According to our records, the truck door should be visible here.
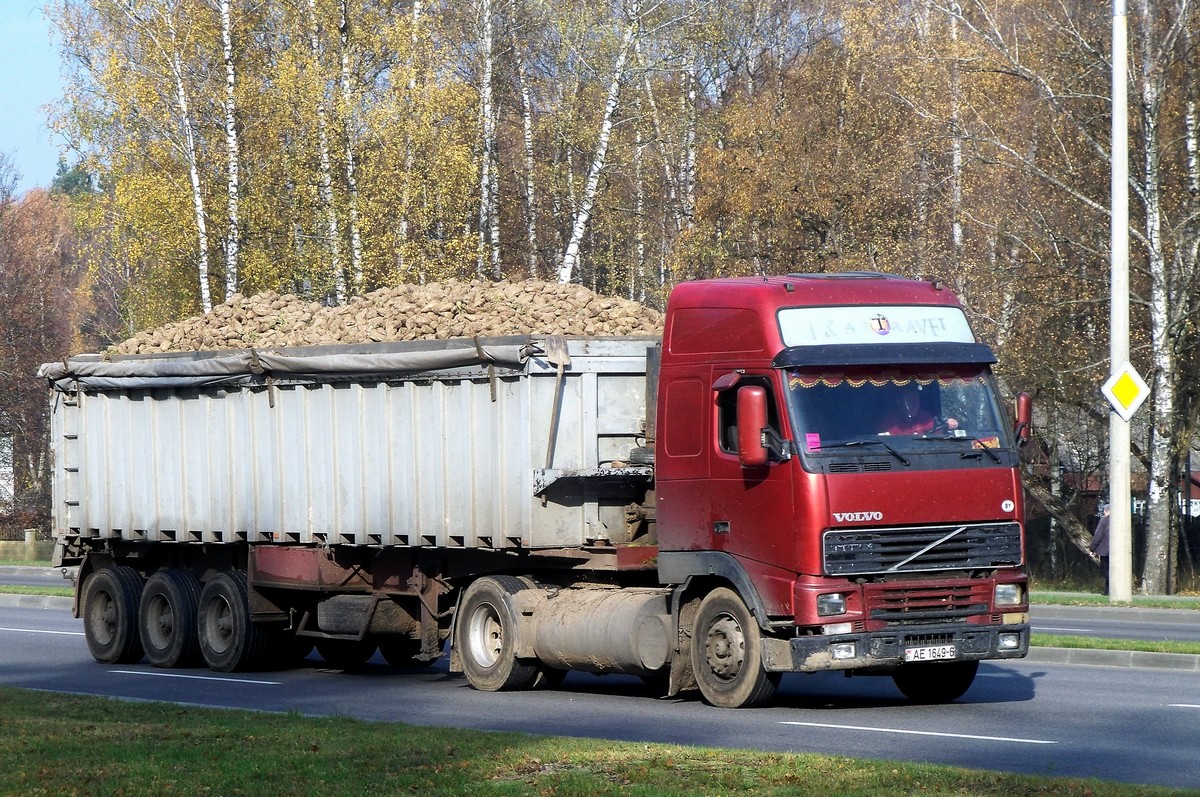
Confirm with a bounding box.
[708,373,796,581]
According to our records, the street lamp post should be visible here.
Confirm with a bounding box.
[1109,0,1133,602]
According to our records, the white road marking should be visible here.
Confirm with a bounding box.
[0,626,84,636]
[1034,626,1095,633]
[780,721,1056,745]
[112,670,282,686]
[1168,704,1200,709]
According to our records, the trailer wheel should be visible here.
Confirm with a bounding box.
[892,660,979,703]
[457,576,538,691]
[197,571,269,672]
[139,569,203,668]
[315,638,377,669]
[691,587,780,708]
[82,566,145,664]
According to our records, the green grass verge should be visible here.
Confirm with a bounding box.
[1031,634,1200,655]
[0,559,52,567]
[1030,592,1200,611]
[0,687,1186,797]
[0,585,73,597]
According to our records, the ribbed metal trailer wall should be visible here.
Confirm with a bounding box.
[47,337,655,551]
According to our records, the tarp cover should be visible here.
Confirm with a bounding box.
[39,337,537,392]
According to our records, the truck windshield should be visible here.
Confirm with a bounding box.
[785,366,1009,453]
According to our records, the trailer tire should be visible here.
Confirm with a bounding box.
[315,638,377,669]
[197,571,270,672]
[82,566,145,664]
[139,569,203,668]
[457,576,538,692]
[691,587,780,708]
[892,660,979,703]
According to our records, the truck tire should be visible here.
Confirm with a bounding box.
[139,569,203,668]
[82,566,145,664]
[197,571,270,672]
[315,638,377,669]
[892,660,979,703]
[457,576,539,691]
[691,587,780,708]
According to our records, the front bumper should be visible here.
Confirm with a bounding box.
[761,621,1030,674]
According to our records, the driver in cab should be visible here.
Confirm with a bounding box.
[880,383,959,436]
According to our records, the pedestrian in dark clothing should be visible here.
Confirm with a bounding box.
[1090,503,1111,594]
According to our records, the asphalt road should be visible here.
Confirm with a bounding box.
[1032,602,1200,644]
[2,599,1199,789]
[0,565,75,590]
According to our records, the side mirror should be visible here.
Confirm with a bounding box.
[1014,392,1032,445]
[737,386,769,468]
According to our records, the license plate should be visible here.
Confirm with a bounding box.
[905,644,957,662]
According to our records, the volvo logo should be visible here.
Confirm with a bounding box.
[833,511,883,523]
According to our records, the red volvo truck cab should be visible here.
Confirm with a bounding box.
[654,272,1030,705]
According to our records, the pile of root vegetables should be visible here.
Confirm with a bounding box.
[110,280,665,355]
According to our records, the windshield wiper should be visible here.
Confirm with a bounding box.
[821,439,910,466]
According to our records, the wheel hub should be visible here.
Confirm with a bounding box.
[704,614,745,681]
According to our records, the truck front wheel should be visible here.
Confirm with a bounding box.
[82,566,145,664]
[197,571,269,672]
[457,576,538,691]
[691,587,780,708]
[892,660,979,703]
[139,569,203,668]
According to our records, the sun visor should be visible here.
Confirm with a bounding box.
[771,342,997,369]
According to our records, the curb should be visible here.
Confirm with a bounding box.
[1024,646,1200,672]
[0,593,73,610]
[1033,603,1200,626]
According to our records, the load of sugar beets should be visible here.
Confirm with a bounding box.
[110,279,665,355]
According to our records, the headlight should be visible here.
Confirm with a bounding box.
[994,583,1023,607]
[817,592,847,616]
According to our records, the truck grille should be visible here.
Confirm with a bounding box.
[866,581,993,625]
[823,522,1021,576]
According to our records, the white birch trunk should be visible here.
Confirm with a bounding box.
[1138,0,1174,593]
[634,93,645,302]
[681,54,697,231]
[169,23,212,313]
[557,12,638,284]
[1186,23,1199,196]
[220,0,240,301]
[397,0,422,280]
[307,0,345,303]
[476,0,499,280]
[634,36,683,237]
[510,0,539,279]
[339,0,364,293]
[948,2,964,264]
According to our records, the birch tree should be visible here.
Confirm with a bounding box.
[215,0,241,300]
[557,3,639,284]
[304,0,345,302]
[116,0,215,312]
[337,0,364,293]
[475,0,500,279]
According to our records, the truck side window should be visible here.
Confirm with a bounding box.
[716,377,780,456]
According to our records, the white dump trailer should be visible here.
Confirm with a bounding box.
[43,336,664,680]
[44,336,656,551]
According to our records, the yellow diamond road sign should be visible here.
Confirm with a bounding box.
[1102,362,1150,422]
